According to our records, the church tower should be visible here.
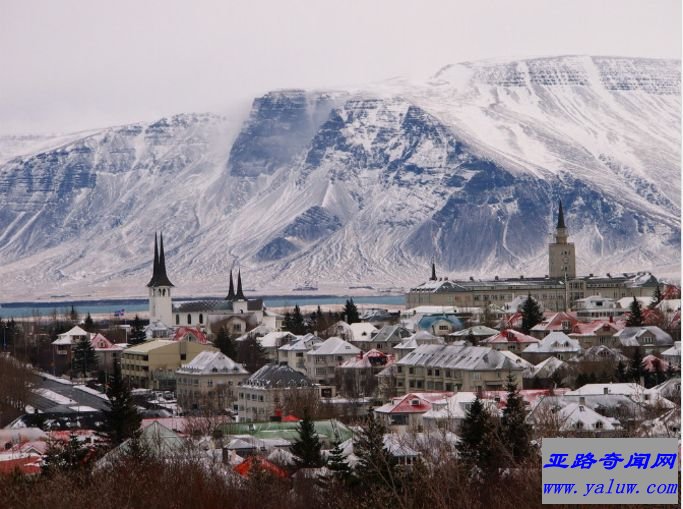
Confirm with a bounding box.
[232,269,248,313]
[548,201,576,279]
[147,232,174,326]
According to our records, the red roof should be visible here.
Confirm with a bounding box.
[233,456,287,478]
[378,392,453,414]
[572,320,620,335]
[531,312,578,332]
[483,329,538,344]
[90,333,121,351]
[281,415,300,423]
[642,355,670,373]
[0,455,42,475]
[173,327,208,344]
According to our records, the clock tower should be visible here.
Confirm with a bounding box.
[548,201,576,279]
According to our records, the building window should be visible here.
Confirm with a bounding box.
[176,314,180,325]
[187,314,192,325]
[199,313,203,324]
[435,369,440,377]
[408,367,414,375]
[233,324,241,332]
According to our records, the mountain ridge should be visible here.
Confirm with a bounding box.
[0,55,679,300]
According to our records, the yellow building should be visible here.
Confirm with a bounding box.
[121,339,217,390]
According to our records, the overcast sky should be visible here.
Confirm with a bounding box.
[1,0,680,134]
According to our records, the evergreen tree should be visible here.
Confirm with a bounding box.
[457,396,501,480]
[83,313,95,332]
[628,346,644,384]
[214,327,237,359]
[615,360,628,383]
[42,433,89,476]
[650,284,663,309]
[626,297,644,327]
[353,410,396,489]
[500,376,531,463]
[289,305,306,335]
[72,336,97,377]
[520,294,543,334]
[344,298,360,324]
[283,311,293,332]
[103,360,141,445]
[236,336,267,373]
[69,305,79,323]
[129,315,146,345]
[326,440,351,480]
[291,411,324,468]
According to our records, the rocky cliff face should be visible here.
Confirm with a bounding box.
[0,56,679,299]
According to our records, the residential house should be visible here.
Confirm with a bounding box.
[565,383,674,409]
[121,339,217,390]
[335,349,394,397]
[420,391,499,432]
[324,321,353,341]
[305,337,361,386]
[448,325,498,344]
[529,356,568,385]
[394,331,443,360]
[395,344,524,393]
[416,314,463,337]
[255,332,297,362]
[374,392,452,429]
[349,322,378,344]
[529,312,578,339]
[568,345,629,366]
[277,333,323,374]
[172,327,208,344]
[661,341,681,368]
[364,325,412,354]
[176,351,249,413]
[237,364,314,422]
[616,326,674,354]
[51,326,90,375]
[569,320,622,349]
[574,295,622,320]
[481,329,539,354]
[90,333,124,375]
[522,331,582,363]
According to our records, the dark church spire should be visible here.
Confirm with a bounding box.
[557,200,566,229]
[430,261,437,281]
[226,270,235,301]
[147,232,174,287]
[235,269,246,300]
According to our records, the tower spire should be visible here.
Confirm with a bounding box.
[151,232,174,287]
[147,233,160,287]
[226,270,236,301]
[430,260,437,281]
[235,269,246,300]
[557,200,566,230]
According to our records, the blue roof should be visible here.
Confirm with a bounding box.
[417,314,463,332]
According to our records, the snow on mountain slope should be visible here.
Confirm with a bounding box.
[0,56,679,300]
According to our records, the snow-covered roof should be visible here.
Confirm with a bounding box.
[124,339,176,353]
[349,322,378,341]
[482,329,538,345]
[530,312,577,332]
[570,320,622,335]
[641,355,670,373]
[566,383,661,401]
[339,349,393,369]
[90,333,123,351]
[557,403,620,432]
[278,333,322,352]
[617,296,655,309]
[307,336,361,356]
[523,331,581,353]
[569,345,628,363]
[661,341,681,358]
[639,408,681,438]
[616,326,673,347]
[498,350,535,376]
[397,344,524,372]
[421,392,498,421]
[176,350,247,375]
[375,392,451,415]
[258,331,296,349]
[173,327,208,344]
[243,363,312,388]
[53,326,90,345]
[531,356,567,379]
[449,326,499,338]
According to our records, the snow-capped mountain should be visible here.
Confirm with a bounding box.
[0,56,679,300]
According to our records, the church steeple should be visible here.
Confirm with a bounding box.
[557,200,566,229]
[235,270,246,300]
[430,261,437,281]
[146,233,160,287]
[226,270,236,301]
[147,232,174,287]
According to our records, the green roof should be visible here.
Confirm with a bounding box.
[220,419,353,443]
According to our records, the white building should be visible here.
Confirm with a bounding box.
[305,337,361,385]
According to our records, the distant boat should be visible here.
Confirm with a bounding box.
[292,281,318,291]
[348,285,374,290]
